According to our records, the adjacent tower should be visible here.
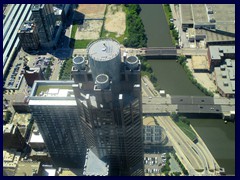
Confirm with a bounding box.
[72,39,144,175]
[31,4,56,46]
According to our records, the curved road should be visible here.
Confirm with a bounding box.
[156,116,219,175]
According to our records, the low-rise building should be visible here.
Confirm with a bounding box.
[14,161,43,176]
[3,149,21,176]
[207,45,235,71]
[214,59,235,98]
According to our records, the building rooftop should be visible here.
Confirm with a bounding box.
[3,149,21,168]
[3,123,14,134]
[29,129,44,143]
[83,148,109,176]
[19,21,35,33]
[192,4,208,23]
[31,4,42,11]
[215,59,235,95]
[14,161,41,176]
[209,46,235,60]
[180,4,193,24]
[43,168,56,176]
[181,4,235,34]
[87,39,120,61]
[144,125,164,144]
[31,81,74,97]
[29,81,77,106]
[195,29,235,43]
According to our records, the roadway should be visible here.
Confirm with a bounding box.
[142,96,235,114]
[155,116,220,175]
[170,4,189,48]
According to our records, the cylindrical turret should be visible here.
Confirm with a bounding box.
[95,74,110,89]
[87,39,121,83]
[73,56,85,70]
[126,56,139,70]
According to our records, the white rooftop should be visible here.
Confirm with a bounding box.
[29,130,44,143]
[43,168,57,176]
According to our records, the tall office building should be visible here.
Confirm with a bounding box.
[31,4,56,45]
[71,39,144,176]
[28,81,86,168]
[28,39,144,175]
[18,21,40,52]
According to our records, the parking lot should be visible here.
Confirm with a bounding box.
[144,153,167,175]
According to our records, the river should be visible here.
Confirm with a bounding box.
[139,4,235,175]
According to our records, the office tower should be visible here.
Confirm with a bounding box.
[31,4,56,44]
[71,39,144,176]
[18,21,40,51]
[24,67,45,87]
[28,81,86,168]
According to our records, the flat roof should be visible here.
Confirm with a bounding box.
[180,4,193,24]
[181,4,235,34]
[195,29,235,43]
[215,60,235,94]
[192,4,208,23]
[43,168,56,176]
[209,46,235,60]
[29,130,44,143]
[87,39,120,61]
[14,161,41,176]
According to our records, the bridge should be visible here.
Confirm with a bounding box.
[142,96,235,118]
[140,47,177,58]
[135,47,208,58]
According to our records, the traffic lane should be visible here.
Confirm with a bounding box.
[156,116,202,174]
[177,104,222,113]
[163,117,203,170]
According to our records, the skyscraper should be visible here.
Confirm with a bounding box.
[31,4,56,45]
[29,39,144,175]
[28,81,86,168]
[18,21,40,51]
[71,39,144,175]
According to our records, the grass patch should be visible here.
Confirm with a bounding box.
[175,120,197,142]
[101,30,126,44]
[74,39,93,49]
[71,24,78,39]
[171,112,197,142]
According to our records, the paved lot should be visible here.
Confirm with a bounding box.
[144,153,167,176]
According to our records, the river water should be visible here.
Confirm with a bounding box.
[140,4,235,174]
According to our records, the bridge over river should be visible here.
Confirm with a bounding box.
[142,96,235,118]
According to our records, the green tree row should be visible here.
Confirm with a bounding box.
[173,153,189,175]
[59,58,73,80]
[177,56,214,97]
[161,153,171,176]
[123,4,147,48]
[139,56,162,91]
